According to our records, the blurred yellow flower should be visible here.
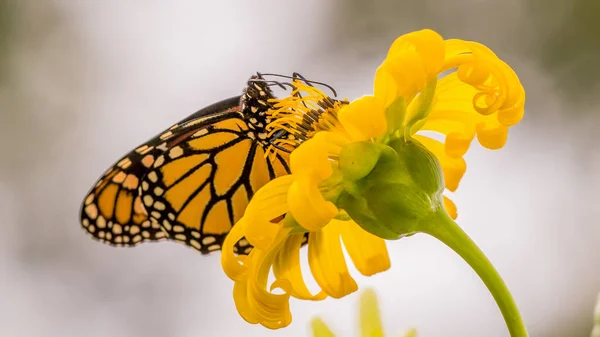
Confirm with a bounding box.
[220,29,526,335]
[591,293,600,337]
[311,289,417,337]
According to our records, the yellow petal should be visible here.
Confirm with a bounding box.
[443,39,472,63]
[221,217,251,281]
[246,175,294,219]
[312,318,337,337]
[273,233,327,301]
[413,135,466,192]
[246,227,294,329]
[387,29,445,77]
[359,289,384,337]
[419,70,517,157]
[443,196,458,219]
[288,177,338,231]
[246,278,292,329]
[444,131,474,159]
[374,65,399,107]
[233,278,260,324]
[380,29,445,102]
[442,40,525,127]
[290,136,333,181]
[412,38,525,161]
[380,51,428,101]
[338,95,387,141]
[335,219,391,276]
[288,134,339,231]
[419,73,478,155]
[476,119,509,150]
[308,225,358,299]
[243,175,294,250]
[314,130,352,152]
[231,228,292,329]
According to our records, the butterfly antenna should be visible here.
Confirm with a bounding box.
[250,74,296,92]
[259,72,338,97]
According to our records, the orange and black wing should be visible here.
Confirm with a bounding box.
[79,96,245,247]
[139,113,290,254]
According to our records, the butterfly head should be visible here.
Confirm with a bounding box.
[244,72,348,157]
[256,73,348,153]
[241,74,275,132]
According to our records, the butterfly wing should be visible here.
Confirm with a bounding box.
[80,96,244,247]
[140,112,290,254]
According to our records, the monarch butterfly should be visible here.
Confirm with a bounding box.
[80,73,344,255]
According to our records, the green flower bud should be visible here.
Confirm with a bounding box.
[337,192,400,240]
[388,138,444,196]
[337,137,445,238]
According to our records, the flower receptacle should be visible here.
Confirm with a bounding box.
[337,137,445,239]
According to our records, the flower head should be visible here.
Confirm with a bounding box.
[221,29,526,333]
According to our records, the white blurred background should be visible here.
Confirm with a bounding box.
[1,1,599,336]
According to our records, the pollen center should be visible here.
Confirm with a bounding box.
[264,80,348,157]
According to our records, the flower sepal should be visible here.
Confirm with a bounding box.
[387,138,445,196]
[337,137,445,239]
[339,141,384,183]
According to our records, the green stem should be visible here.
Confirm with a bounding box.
[421,210,528,337]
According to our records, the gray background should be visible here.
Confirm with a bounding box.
[1,1,599,336]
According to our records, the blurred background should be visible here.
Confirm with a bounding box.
[1,1,599,336]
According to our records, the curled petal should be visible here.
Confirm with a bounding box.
[442,40,525,128]
[420,71,515,157]
[244,220,279,254]
[221,218,251,281]
[443,39,476,62]
[308,224,358,299]
[245,175,294,219]
[335,219,390,276]
[244,227,294,329]
[233,259,293,330]
[233,279,260,325]
[379,29,445,102]
[387,29,445,78]
[288,178,338,231]
[246,277,292,329]
[381,51,428,101]
[476,120,509,150]
[338,96,387,141]
[273,233,327,301]
[244,175,294,250]
[421,73,484,147]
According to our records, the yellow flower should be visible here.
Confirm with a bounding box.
[311,288,417,337]
[221,29,527,335]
